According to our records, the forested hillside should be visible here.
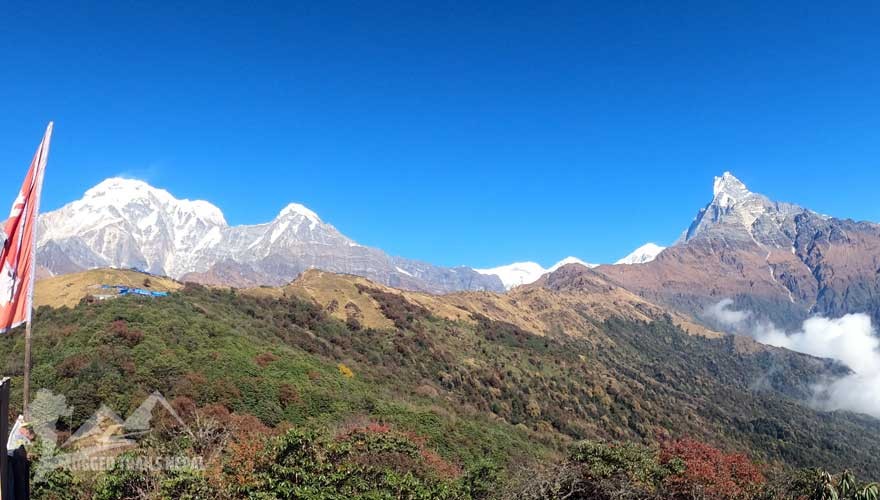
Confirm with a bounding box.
[1,272,879,498]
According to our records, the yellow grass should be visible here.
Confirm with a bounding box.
[35,267,719,339]
[35,269,182,309]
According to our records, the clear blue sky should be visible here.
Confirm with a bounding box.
[2,1,879,267]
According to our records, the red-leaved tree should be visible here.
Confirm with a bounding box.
[660,438,765,499]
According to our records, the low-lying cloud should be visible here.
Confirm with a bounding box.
[755,315,878,374]
[706,300,880,418]
[704,298,751,330]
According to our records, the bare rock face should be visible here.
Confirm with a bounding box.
[597,172,880,328]
[36,178,503,294]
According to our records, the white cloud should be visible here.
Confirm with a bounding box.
[708,298,880,419]
[704,298,752,329]
[755,315,878,374]
[113,161,164,185]
[753,313,880,417]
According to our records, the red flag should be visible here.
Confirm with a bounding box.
[0,123,52,333]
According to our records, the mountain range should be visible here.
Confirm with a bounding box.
[35,178,504,294]
[34,173,880,328]
[32,178,662,292]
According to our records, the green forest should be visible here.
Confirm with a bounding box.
[1,283,879,499]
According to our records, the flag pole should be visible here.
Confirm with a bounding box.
[0,377,10,500]
[22,122,52,420]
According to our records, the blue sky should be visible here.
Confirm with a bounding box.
[2,1,879,267]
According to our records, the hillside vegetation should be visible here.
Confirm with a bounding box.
[1,269,879,498]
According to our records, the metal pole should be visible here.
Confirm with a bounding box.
[0,377,10,500]
[22,324,32,421]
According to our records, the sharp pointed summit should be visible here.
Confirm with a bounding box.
[681,172,803,245]
[277,203,321,223]
[712,171,751,201]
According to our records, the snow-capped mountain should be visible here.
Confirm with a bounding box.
[37,178,227,278]
[597,171,880,328]
[678,171,806,247]
[614,243,665,265]
[474,262,547,289]
[36,178,504,293]
[476,257,596,290]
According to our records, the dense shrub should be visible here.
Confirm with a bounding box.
[356,285,430,330]
[660,438,765,499]
[508,439,770,499]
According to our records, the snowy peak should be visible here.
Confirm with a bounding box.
[477,257,597,290]
[681,171,806,246]
[277,203,321,223]
[272,203,324,234]
[615,243,665,265]
[39,177,231,277]
[475,262,546,289]
[712,171,751,203]
[81,177,227,227]
[85,177,156,198]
